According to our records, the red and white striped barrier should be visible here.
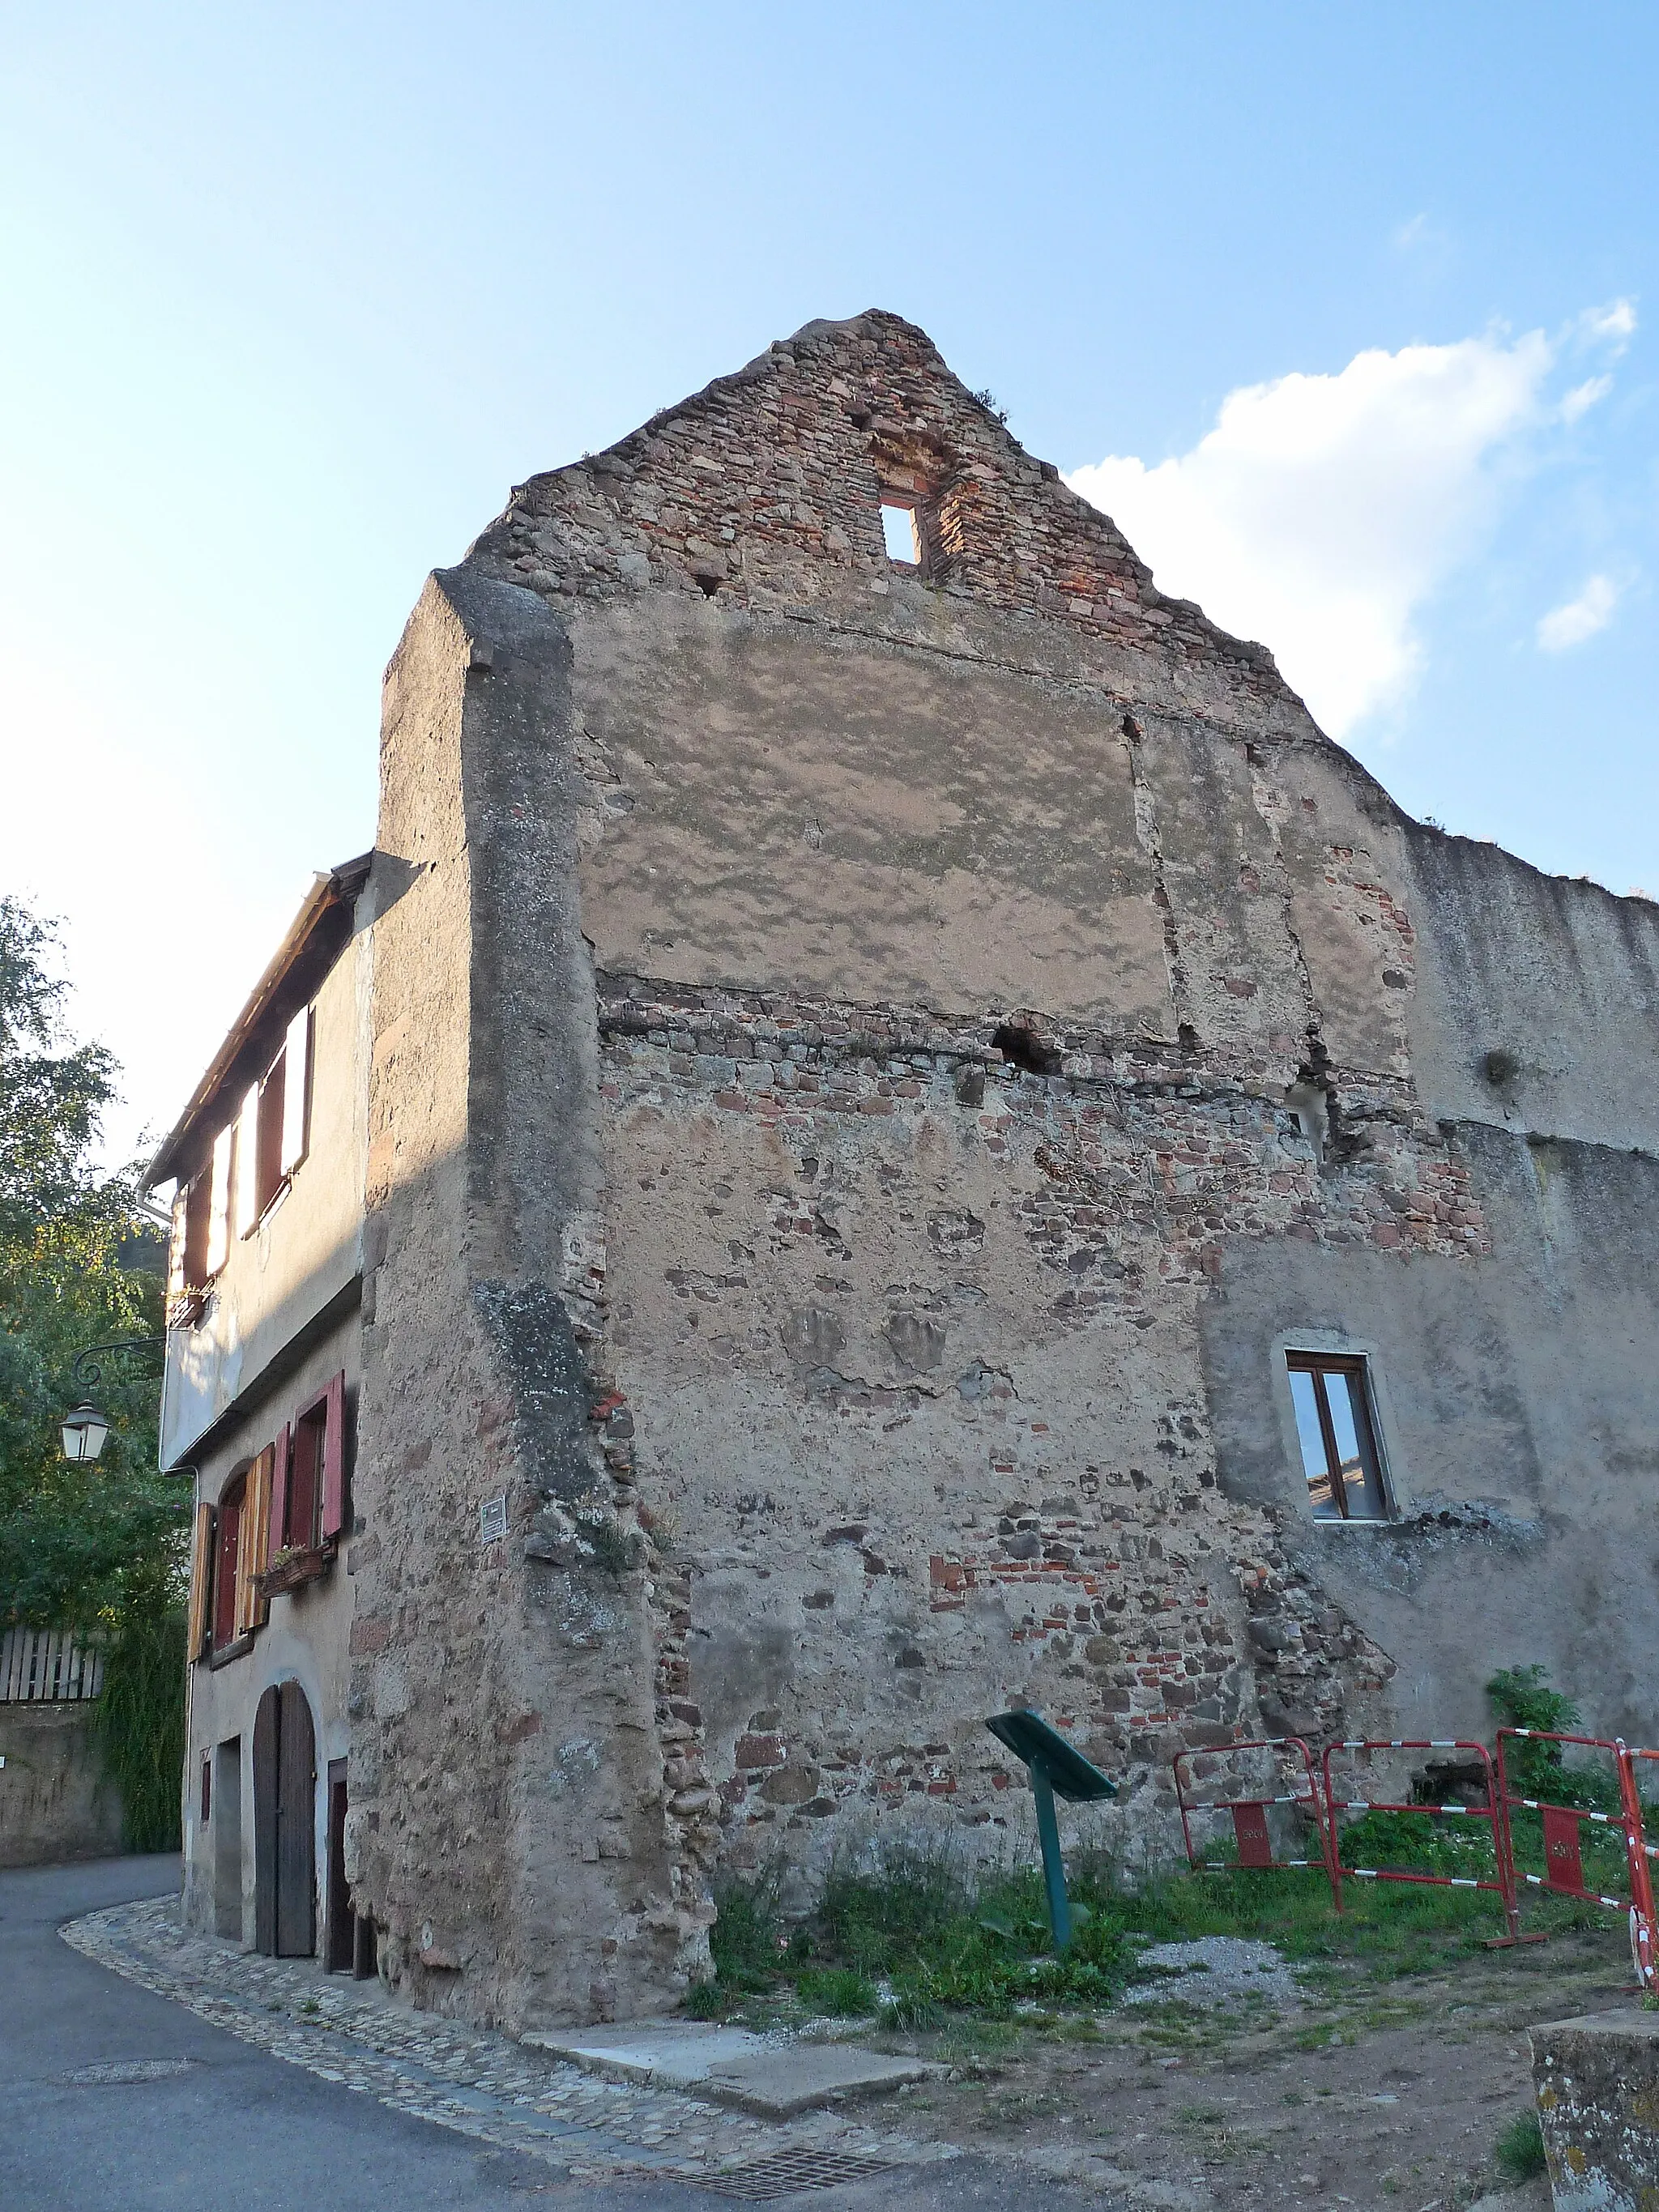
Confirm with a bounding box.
[1173,1736,1331,1877]
[1321,1737,1531,1944]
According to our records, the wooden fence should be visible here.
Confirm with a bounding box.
[0,1628,103,1703]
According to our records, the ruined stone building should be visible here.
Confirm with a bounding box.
[157,311,1659,2028]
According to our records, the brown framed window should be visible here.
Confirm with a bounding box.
[1286,1352,1392,1522]
[278,1371,348,1554]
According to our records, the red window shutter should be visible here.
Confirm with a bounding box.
[321,1370,348,1541]
[212,1490,242,1649]
[268,1423,291,1555]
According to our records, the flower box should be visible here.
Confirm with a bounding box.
[254,1543,333,1599]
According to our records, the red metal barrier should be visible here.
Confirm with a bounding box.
[1173,1736,1332,1877]
[1616,1745,1659,1991]
[1320,1737,1527,1941]
[1496,1728,1657,1987]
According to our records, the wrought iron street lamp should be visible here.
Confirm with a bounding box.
[58,1337,165,1464]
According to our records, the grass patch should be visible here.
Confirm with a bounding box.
[795,1967,877,2017]
[1494,2108,1548,2182]
[686,1831,1627,2025]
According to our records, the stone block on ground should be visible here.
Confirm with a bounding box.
[1530,2007,1659,2210]
[520,2018,936,2118]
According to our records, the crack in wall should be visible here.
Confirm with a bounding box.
[1120,713,1195,1046]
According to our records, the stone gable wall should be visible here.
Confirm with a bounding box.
[467,309,1287,697]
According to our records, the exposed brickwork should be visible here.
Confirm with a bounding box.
[468,310,1284,692]
[595,975,1492,1280]
[579,961,1465,1873]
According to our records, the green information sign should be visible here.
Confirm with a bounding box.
[984,1708,1116,1953]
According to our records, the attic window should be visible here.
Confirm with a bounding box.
[881,501,921,565]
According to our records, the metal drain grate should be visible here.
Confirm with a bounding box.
[63,2059,195,2085]
[696,2151,897,2200]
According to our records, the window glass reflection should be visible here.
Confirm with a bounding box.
[1285,1354,1390,1522]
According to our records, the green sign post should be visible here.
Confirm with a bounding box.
[984,1708,1117,1953]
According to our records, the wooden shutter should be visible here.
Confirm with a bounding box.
[237,1447,274,1634]
[168,1188,188,1308]
[267,1422,291,1558]
[257,1054,285,1213]
[320,1370,348,1541]
[182,1172,211,1292]
[187,1502,215,1660]
[235,1083,261,1236]
[206,1123,234,1277]
[279,1007,311,1175]
[212,1489,242,1648]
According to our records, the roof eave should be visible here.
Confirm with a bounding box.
[144,851,372,1191]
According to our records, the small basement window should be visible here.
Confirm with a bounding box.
[1286,1352,1391,1522]
[881,501,921,565]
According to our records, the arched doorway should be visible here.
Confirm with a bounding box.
[253,1681,316,1956]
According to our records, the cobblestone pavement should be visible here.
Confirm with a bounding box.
[62,1899,955,2187]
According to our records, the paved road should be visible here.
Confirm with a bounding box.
[2,1857,1097,2212]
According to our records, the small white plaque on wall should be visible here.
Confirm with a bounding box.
[479,1495,509,1545]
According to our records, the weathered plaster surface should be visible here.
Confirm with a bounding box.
[161,918,370,1467]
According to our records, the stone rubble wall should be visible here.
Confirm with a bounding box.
[579,977,1461,1877]
[465,310,1285,695]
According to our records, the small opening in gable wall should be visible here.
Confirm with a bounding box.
[881,502,921,565]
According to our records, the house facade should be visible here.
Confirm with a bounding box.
[158,858,372,1965]
[160,311,1659,2030]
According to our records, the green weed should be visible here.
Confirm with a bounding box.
[795,1967,877,2017]
[1493,2108,1548,2182]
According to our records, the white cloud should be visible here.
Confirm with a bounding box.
[1580,298,1637,350]
[1068,330,1556,735]
[1537,573,1620,652]
[1561,373,1613,424]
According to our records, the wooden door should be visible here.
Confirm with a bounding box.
[253,1687,279,1954]
[254,1680,317,1957]
[275,1681,317,1957]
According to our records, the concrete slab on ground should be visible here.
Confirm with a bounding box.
[521,2018,936,2117]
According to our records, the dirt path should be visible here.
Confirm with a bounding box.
[863,1926,1630,2209]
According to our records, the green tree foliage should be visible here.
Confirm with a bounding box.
[0,895,186,1845]
[1487,1663,1617,1812]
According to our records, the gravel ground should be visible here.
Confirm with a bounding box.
[1122,1937,1300,2010]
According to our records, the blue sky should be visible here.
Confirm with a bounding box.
[2,4,1655,1165]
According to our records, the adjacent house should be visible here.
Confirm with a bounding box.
[155,310,1659,2031]
[155,857,371,1965]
